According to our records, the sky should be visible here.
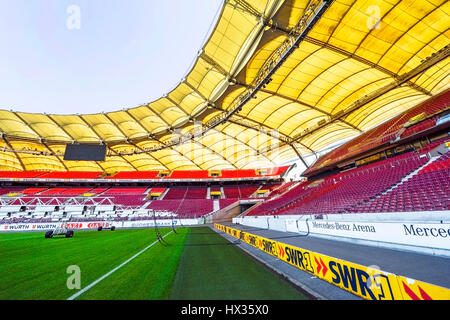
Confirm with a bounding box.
[0,0,223,114]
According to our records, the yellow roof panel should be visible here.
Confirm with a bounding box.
[0,0,448,171]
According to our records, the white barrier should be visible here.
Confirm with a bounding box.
[234,214,450,257]
[293,219,450,252]
[0,218,202,233]
[267,217,287,232]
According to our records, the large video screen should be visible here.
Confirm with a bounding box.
[63,144,106,161]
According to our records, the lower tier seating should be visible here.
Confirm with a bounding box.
[351,151,450,213]
[247,145,449,216]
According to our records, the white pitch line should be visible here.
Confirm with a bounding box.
[67,230,173,300]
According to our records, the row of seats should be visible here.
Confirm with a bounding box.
[351,151,450,213]
[0,184,268,199]
[0,182,277,220]
[0,217,52,224]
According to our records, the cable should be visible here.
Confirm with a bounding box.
[171,212,178,234]
[296,217,310,237]
[152,210,168,246]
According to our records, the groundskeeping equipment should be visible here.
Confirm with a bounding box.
[97,225,116,231]
[44,223,74,238]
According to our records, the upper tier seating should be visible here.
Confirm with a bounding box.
[305,89,449,175]
[147,199,181,212]
[20,187,94,196]
[59,188,94,195]
[247,181,312,216]
[221,184,267,199]
[220,169,259,179]
[145,199,214,218]
[210,186,221,192]
[266,181,295,198]
[148,187,166,194]
[219,198,238,209]
[0,166,289,181]
[0,171,45,179]
[38,171,103,179]
[165,170,210,179]
[107,171,159,179]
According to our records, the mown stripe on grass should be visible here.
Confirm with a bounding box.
[75,227,190,300]
[169,227,308,300]
[67,230,173,300]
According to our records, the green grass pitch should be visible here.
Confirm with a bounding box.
[0,226,308,300]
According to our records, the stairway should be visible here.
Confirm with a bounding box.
[347,154,439,212]
[378,155,437,197]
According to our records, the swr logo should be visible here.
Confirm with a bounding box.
[329,261,395,300]
[261,239,277,257]
[283,246,314,274]
[247,235,257,246]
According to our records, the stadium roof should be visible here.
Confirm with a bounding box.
[0,0,449,172]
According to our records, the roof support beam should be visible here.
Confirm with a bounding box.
[102,112,168,171]
[225,113,316,156]
[184,81,208,102]
[207,125,276,166]
[208,100,319,156]
[291,44,450,143]
[42,141,69,171]
[226,0,263,19]
[290,143,309,169]
[12,112,69,171]
[233,80,362,132]
[199,52,230,78]
[76,115,106,144]
[191,138,239,169]
[183,81,215,118]
[1,136,26,171]
[137,127,203,170]
[265,23,433,97]
[304,37,433,96]
[201,1,356,143]
[122,110,171,170]
[160,122,239,169]
[165,95,190,117]
[105,146,139,171]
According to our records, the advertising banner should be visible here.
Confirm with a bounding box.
[0,219,201,232]
[214,223,450,300]
[1,221,113,232]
